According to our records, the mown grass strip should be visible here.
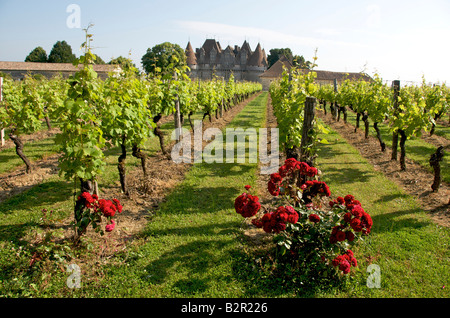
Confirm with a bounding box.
[315,119,450,298]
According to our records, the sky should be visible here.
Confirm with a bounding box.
[1,0,450,85]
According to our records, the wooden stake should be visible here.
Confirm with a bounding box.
[300,97,316,164]
[0,77,4,147]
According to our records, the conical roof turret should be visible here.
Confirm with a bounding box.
[185,41,197,65]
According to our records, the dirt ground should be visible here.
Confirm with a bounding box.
[0,126,60,150]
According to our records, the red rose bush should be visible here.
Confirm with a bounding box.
[74,192,123,239]
[234,158,373,280]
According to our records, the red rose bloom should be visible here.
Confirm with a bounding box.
[332,251,357,274]
[270,173,283,183]
[234,193,261,218]
[270,219,286,233]
[309,214,321,223]
[285,206,299,224]
[278,165,288,178]
[306,166,318,177]
[244,185,251,190]
[113,198,123,213]
[346,231,355,242]
[336,231,346,241]
[329,235,338,244]
[99,199,117,217]
[350,217,363,232]
[339,260,351,274]
[284,158,298,169]
[344,194,355,203]
[351,205,364,218]
[261,212,273,233]
[274,206,289,223]
[344,212,352,223]
[105,220,116,232]
[268,180,281,196]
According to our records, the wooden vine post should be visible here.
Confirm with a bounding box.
[331,79,338,121]
[0,77,4,147]
[174,72,182,139]
[300,96,317,165]
[285,72,300,160]
[391,80,400,161]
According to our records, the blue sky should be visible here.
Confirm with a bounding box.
[1,0,449,84]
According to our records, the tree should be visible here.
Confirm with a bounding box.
[48,40,76,63]
[109,56,138,73]
[141,42,186,76]
[25,46,48,63]
[267,48,293,68]
[293,54,313,69]
[93,54,105,64]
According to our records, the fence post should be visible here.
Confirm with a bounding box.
[173,72,182,140]
[331,79,338,120]
[0,77,4,147]
[300,96,317,165]
[391,80,400,161]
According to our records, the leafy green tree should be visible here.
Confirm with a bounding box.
[141,42,186,76]
[293,54,313,69]
[109,56,138,74]
[93,54,105,64]
[48,40,76,63]
[25,46,48,63]
[268,48,312,69]
[267,48,293,67]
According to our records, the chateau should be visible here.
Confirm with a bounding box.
[185,39,268,82]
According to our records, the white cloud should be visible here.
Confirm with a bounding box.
[176,20,366,50]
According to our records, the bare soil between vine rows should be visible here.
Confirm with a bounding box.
[316,110,449,228]
[0,126,61,151]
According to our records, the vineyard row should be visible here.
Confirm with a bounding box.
[269,68,449,190]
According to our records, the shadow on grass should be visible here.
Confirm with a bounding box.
[0,180,72,243]
[371,207,431,234]
[321,165,375,184]
[141,238,234,287]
